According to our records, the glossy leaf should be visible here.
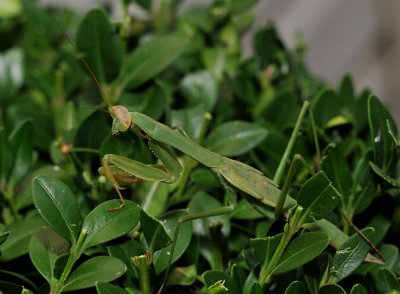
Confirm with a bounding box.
[284,281,305,294]
[0,218,45,261]
[140,209,171,252]
[330,227,374,283]
[107,239,146,278]
[0,128,12,182]
[372,268,400,293]
[179,70,217,111]
[251,233,282,265]
[118,35,188,90]
[274,232,329,274]
[243,269,262,294]
[202,270,240,294]
[96,282,130,294]
[369,161,400,188]
[297,171,341,220]
[62,256,127,291]
[188,192,231,236]
[166,265,197,286]
[312,89,344,128]
[81,200,140,249]
[321,144,353,197]
[8,119,32,187]
[120,83,168,120]
[350,284,367,294]
[204,121,268,157]
[0,270,36,293]
[76,8,121,84]
[319,284,346,294]
[29,226,69,283]
[368,95,398,172]
[32,176,81,244]
[152,210,193,274]
[0,48,24,104]
[171,105,209,141]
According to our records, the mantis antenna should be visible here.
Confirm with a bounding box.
[54,20,117,118]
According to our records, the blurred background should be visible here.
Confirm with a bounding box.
[38,0,400,125]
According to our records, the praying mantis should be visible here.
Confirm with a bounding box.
[98,103,298,212]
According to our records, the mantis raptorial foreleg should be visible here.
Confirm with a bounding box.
[99,140,182,211]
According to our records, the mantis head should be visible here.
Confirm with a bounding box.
[111,105,132,135]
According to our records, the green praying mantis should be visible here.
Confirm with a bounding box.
[98,102,298,212]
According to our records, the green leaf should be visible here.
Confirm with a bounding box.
[274,232,329,274]
[0,218,45,261]
[166,265,197,286]
[107,239,146,278]
[251,233,282,265]
[96,282,130,294]
[319,284,346,294]
[140,209,171,252]
[120,82,167,120]
[188,192,231,236]
[21,0,59,50]
[372,268,400,293]
[118,35,188,90]
[0,128,12,182]
[179,70,217,111]
[254,25,285,69]
[352,153,376,214]
[368,95,398,172]
[312,89,344,128]
[171,105,209,141]
[330,227,374,283]
[243,268,263,294]
[284,281,305,294]
[202,270,240,294]
[191,168,220,188]
[367,215,391,244]
[369,161,400,188]
[0,270,37,293]
[204,121,268,157]
[202,47,238,80]
[76,8,121,84]
[81,200,140,249]
[152,210,193,274]
[32,176,81,244]
[297,171,341,220]
[29,226,69,284]
[321,144,353,197]
[8,119,32,187]
[0,48,23,104]
[257,91,301,129]
[350,284,367,294]
[62,256,127,291]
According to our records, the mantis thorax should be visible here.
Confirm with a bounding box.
[111,105,132,135]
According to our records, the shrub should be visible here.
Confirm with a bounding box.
[0,1,399,293]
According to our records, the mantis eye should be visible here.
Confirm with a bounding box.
[111,106,131,134]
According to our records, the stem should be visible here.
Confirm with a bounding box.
[273,101,310,185]
[53,229,87,294]
[259,206,304,287]
[274,154,301,220]
[132,252,152,294]
[70,147,99,154]
[308,108,321,166]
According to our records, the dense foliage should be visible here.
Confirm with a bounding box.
[1,0,399,293]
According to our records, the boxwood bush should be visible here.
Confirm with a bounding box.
[1,0,399,293]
